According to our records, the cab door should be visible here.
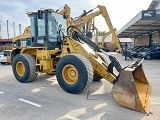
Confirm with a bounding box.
[37,12,47,46]
[152,46,160,58]
[47,12,61,49]
[30,11,47,47]
[154,47,160,58]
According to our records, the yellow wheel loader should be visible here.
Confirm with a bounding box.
[11,7,151,114]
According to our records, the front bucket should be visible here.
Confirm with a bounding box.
[112,59,151,113]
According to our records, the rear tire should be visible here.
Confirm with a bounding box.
[12,53,37,83]
[56,54,93,94]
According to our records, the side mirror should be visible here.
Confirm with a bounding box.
[38,10,43,19]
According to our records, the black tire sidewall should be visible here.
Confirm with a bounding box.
[56,55,88,94]
[12,54,30,83]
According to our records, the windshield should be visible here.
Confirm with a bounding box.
[146,46,158,51]
[0,51,11,56]
[142,46,150,51]
[51,12,67,35]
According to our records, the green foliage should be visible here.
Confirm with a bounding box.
[98,31,107,36]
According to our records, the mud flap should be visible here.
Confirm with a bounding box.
[112,59,151,113]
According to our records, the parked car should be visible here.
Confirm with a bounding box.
[131,46,150,58]
[122,46,142,56]
[138,46,156,57]
[138,46,160,60]
[130,46,142,51]
[0,50,12,64]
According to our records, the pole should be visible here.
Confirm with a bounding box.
[13,22,16,37]
[19,24,21,35]
[7,20,9,46]
[125,42,127,60]
[0,20,2,51]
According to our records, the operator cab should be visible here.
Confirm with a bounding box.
[28,9,67,49]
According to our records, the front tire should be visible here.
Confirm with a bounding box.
[12,53,37,83]
[56,54,93,94]
[146,55,151,60]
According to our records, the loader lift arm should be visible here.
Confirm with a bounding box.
[56,4,71,27]
[72,5,122,53]
[67,26,123,74]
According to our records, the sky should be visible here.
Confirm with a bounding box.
[0,0,152,38]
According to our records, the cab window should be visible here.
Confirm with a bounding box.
[38,13,46,36]
[48,13,58,38]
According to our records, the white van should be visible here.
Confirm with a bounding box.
[0,50,12,64]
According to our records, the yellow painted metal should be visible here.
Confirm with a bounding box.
[61,37,116,83]
[40,60,52,71]
[62,64,79,84]
[98,5,122,53]
[57,4,71,27]
[20,48,38,56]
[13,26,31,43]
[19,48,60,74]
[112,59,151,113]
[16,61,25,76]
[94,27,99,45]
[35,49,60,73]
[101,28,117,47]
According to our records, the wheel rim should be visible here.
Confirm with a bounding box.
[16,61,25,76]
[62,64,79,84]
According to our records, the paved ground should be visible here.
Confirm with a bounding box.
[0,52,160,120]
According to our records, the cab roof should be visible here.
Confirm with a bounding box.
[27,8,54,16]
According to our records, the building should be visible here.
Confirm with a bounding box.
[118,0,160,47]
[0,38,12,51]
[92,35,132,51]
